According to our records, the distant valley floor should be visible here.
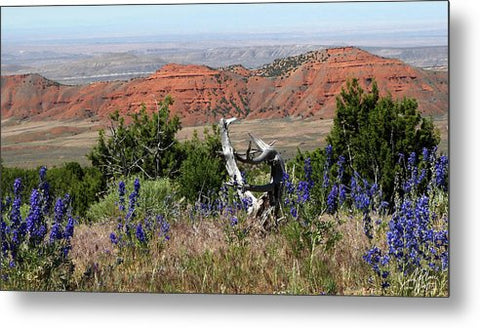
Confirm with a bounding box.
[1,115,448,169]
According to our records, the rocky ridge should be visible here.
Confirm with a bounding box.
[1,47,448,126]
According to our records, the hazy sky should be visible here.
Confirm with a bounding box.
[1,1,448,46]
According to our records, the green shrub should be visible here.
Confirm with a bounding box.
[85,177,177,223]
[326,78,440,203]
[177,126,226,203]
[88,95,182,179]
[0,162,105,217]
[293,78,440,206]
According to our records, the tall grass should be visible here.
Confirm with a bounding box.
[1,147,448,296]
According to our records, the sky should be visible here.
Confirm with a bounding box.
[1,1,448,46]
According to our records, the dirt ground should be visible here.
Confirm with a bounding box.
[1,115,448,168]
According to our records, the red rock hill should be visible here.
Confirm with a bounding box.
[1,47,447,126]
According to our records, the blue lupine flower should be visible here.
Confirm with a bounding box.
[127,179,141,220]
[110,232,119,245]
[11,229,20,247]
[158,215,170,241]
[422,148,429,162]
[49,222,63,242]
[230,216,238,226]
[39,166,47,181]
[26,189,43,240]
[54,198,65,223]
[241,196,253,210]
[364,247,382,274]
[429,146,438,164]
[34,224,47,241]
[381,254,390,266]
[62,245,72,257]
[384,195,448,275]
[416,169,426,186]
[297,180,310,203]
[354,192,370,213]
[241,171,247,184]
[407,152,416,169]
[327,184,338,214]
[403,179,412,193]
[10,198,22,228]
[363,246,390,287]
[13,178,22,196]
[378,201,389,214]
[10,179,24,230]
[118,181,126,211]
[304,157,313,188]
[283,172,295,195]
[435,155,448,190]
[135,223,146,243]
[322,171,330,189]
[325,144,333,166]
[0,220,8,256]
[64,217,75,240]
[290,207,297,218]
[133,178,140,194]
[381,281,390,289]
[63,193,71,207]
[441,251,449,270]
[369,183,378,198]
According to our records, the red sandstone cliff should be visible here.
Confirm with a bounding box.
[1,47,448,126]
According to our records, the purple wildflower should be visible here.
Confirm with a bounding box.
[135,223,146,243]
[290,207,298,218]
[64,217,75,240]
[39,166,47,181]
[326,184,338,214]
[435,155,448,190]
[110,232,119,245]
[13,178,22,197]
[54,198,65,223]
[297,180,310,203]
[49,222,63,243]
[118,181,126,212]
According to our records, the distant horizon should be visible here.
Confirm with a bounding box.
[1,2,448,48]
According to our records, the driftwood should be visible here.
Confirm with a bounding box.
[219,118,285,226]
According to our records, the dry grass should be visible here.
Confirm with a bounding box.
[66,213,379,295]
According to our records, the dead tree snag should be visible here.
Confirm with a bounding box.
[219,118,285,227]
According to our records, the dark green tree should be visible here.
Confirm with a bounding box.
[326,78,440,202]
[88,96,182,179]
[177,126,226,203]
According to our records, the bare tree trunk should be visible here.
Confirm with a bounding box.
[219,118,285,226]
[219,118,259,215]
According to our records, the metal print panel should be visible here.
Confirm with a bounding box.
[0,1,449,296]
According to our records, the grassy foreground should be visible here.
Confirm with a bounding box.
[71,216,368,295]
[67,210,446,296]
[1,149,448,297]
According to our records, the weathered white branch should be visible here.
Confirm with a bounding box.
[220,117,286,223]
[219,118,258,215]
